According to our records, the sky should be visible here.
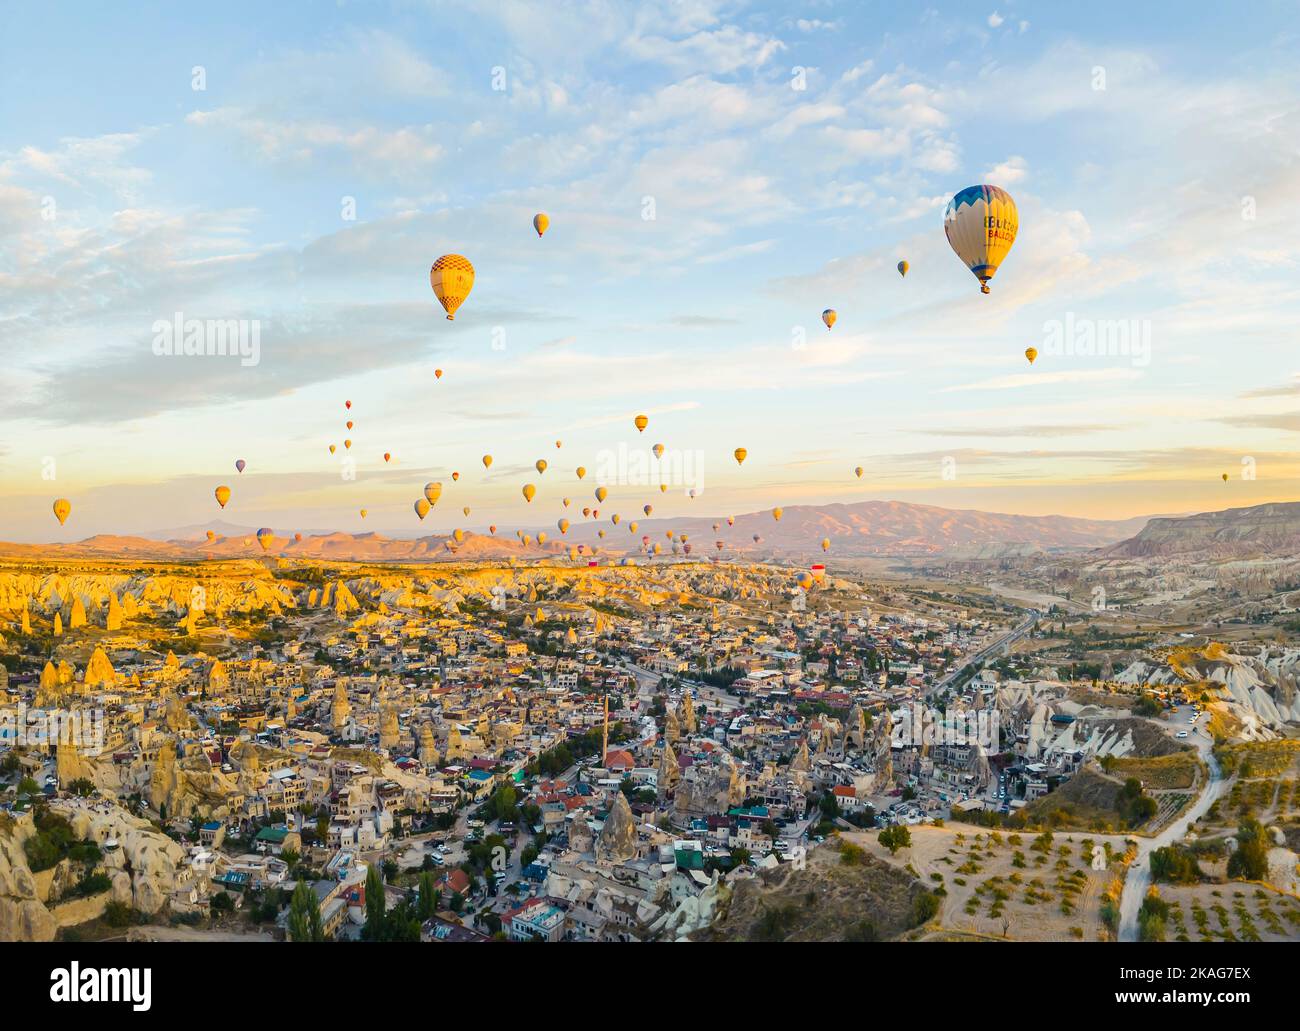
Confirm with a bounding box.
[2,1,1299,542]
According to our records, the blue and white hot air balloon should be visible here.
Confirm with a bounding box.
[944,185,1018,294]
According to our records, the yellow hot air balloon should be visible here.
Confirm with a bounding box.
[522,483,536,503]
[821,537,830,552]
[562,497,571,507]
[359,509,368,518]
[453,528,465,543]
[597,529,605,538]
[535,459,548,474]
[822,309,836,330]
[727,516,734,526]
[854,466,863,479]
[328,444,336,454]
[463,506,471,517]
[652,443,664,459]
[733,447,747,466]
[576,466,586,479]
[634,414,648,433]
[643,504,653,516]
[611,513,620,525]
[1222,473,1229,482]
[52,498,71,526]
[424,482,442,505]
[772,507,783,521]
[537,532,547,545]
[898,260,909,277]
[256,527,274,551]
[557,518,569,534]
[482,454,493,469]
[796,572,813,590]
[430,253,475,320]
[414,499,431,520]
[659,483,667,493]
[594,486,608,503]
[214,485,231,509]
[944,185,1018,294]
[1025,346,1038,365]
[533,213,549,237]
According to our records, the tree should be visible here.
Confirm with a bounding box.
[1227,818,1269,881]
[417,871,440,921]
[879,825,912,855]
[362,864,386,940]
[287,881,324,942]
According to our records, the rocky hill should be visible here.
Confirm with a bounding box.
[1106,502,1300,559]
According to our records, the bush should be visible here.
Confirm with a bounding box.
[911,890,940,926]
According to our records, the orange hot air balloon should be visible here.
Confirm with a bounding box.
[633,414,648,433]
[652,443,664,459]
[295,532,303,543]
[734,447,747,466]
[435,368,443,379]
[822,309,837,330]
[451,471,460,481]
[430,254,475,320]
[52,498,71,525]
[533,213,549,237]
[772,507,783,521]
[643,504,653,516]
[346,420,353,430]
[206,530,216,541]
[414,499,431,520]
[489,524,497,534]
[522,483,537,503]
[482,454,493,469]
[535,459,548,474]
[329,444,337,454]
[576,466,586,479]
[558,518,569,534]
[344,439,352,449]
[594,487,608,503]
[666,531,674,540]
[383,452,391,463]
[582,507,591,517]
[1024,346,1038,365]
[214,485,231,509]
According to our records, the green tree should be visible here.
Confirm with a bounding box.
[287,880,324,942]
[362,864,386,939]
[417,871,440,921]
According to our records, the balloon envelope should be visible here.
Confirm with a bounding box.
[52,498,71,525]
[214,485,231,508]
[429,254,475,320]
[944,185,1018,294]
[533,213,549,237]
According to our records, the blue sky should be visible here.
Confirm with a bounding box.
[2,1,1299,541]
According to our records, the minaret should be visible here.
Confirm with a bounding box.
[601,691,609,766]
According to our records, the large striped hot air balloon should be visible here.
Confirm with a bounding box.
[944,185,1018,294]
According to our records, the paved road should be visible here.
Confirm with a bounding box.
[1117,709,1226,942]
[927,613,1038,698]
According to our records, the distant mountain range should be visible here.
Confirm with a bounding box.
[0,499,1159,563]
[1104,501,1300,558]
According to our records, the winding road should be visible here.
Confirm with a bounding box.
[1117,720,1228,941]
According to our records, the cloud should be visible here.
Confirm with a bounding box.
[940,368,1144,393]
[919,423,1130,438]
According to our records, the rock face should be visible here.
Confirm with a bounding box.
[664,707,681,746]
[58,804,185,915]
[83,647,116,691]
[597,793,638,863]
[331,682,351,730]
[418,723,439,765]
[1108,501,1300,558]
[378,705,399,752]
[657,742,680,798]
[105,592,124,630]
[568,812,594,854]
[0,815,58,942]
[680,692,697,734]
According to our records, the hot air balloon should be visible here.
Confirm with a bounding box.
[855,466,863,478]
[575,467,586,480]
[463,506,471,517]
[383,452,391,462]
[683,542,691,554]
[482,454,493,469]
[643,504,653,516]
[753,533,761,543]
[533,213,549,237]
[634,414,648,433]
[560,497,570,508]
[595,487,608,503]
[256,527,274,551]
[821,537,831,552]
[435,368,443,380]
[727,516,734,526]
[489,524,497,534]
[898,260,909,277]
[659,484,667,493]
[555,440,562,449]
[346,420,353,430]
[295,532,303,543]
[535,459,548,474]
[688,489,697,499]
[592,509,599,518]
[642,535,650,546]
[652,443,664,459]
[522,483,536,503]
[944,185,1018,294]
[734,447,747,466]
[214,485,231,509]
[772,507,783,521]
[53,498,71,525]
[1024,346,1038,365]
[666,531,674,540]
[206,530,216,541]
[344,439,352,450]
[629,521,638,533]
[712,523,720,532]
[424,482,442,505]
[558,518,569,534]
[582,507,591,517]
[1222,473,1229,482]
[536,532,547,545]
[451,471,460,482]
[359,509,367,518]
[345,400,352,409]
[611,513,621,525]
[235,459,246,473]
[453,528,465,543]
[597,530,605,538]
[715,540,724,551]
[414,499,431,520]
[796,572,813,590]
[430,254,475,320]
[822,309,836,330]
[329,444,337,455]
[652,542,662,555]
